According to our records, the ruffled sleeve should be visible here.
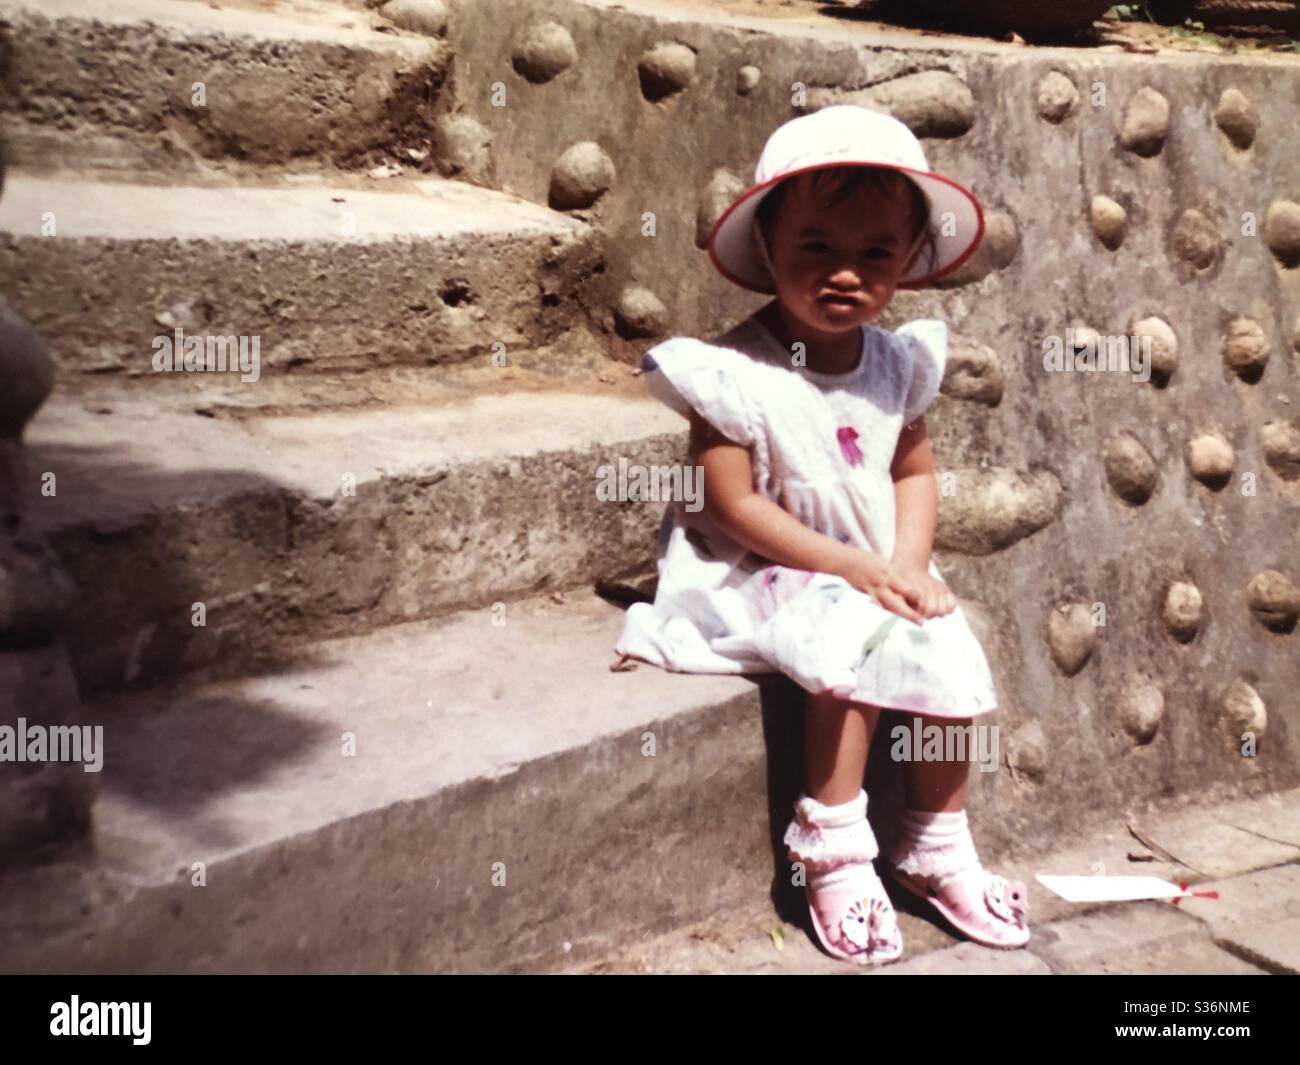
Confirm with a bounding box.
[895,319,948,425]
[639,338,758,447]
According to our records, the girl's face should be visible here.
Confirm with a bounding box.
[762,173,924,336]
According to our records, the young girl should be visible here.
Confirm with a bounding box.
[613,105,1029,965]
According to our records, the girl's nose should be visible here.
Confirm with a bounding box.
[826,265,865,287]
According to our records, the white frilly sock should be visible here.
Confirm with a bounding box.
[783,788,879,873]
[892,806,982,885]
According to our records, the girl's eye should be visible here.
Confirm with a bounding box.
[803,243,892,257]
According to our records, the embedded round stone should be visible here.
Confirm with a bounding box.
[1245,569,1300,630]
[1218,678,1266,745]
[858,71,976,138]
[378,0,449,37]
[1114,676,1164,745]
[511,21,578,83]
[944,334,1004,405]
[981,211,1019,267]
[1214,88,1257,150]
[1090,195,1127,250]
[1047,602,1096,676]
[637,43,697,102]
[614,286,668,339]
[1103,432,1157,504]
[1263,200,1300,269]
[1170,209,1222,270]
[1162,581,1203,641]
[434,114,493,184]
[1186,432,1234,487]
[1036,71,1078,123]
[1260,417,1300,480]
[932,467,1062,554]
[936,210,1018,286]
[1008,722,1047,783]
[736,65,761,96]
[1119,86,1169,157]
[1222,317,1269,381]
[1131,316,1178,382]
[549,141,614,210]
[696,168,746,250]
[1070,321,1101,358]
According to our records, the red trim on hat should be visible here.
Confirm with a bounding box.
[706,161,986,294]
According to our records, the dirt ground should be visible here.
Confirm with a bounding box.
[665,0,1300,57]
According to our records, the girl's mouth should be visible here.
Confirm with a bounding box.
[820,294,860,309]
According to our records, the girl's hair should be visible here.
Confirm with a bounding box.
[754,166,939,279]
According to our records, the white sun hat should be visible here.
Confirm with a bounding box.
[706,105,985,293]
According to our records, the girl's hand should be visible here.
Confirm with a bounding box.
[889,563,957,620]
[837,550,927,625]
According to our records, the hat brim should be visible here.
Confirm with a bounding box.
[707,162,985,294]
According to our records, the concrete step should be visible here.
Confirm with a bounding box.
[0,171,604,377]
[22,374,685,693]
[0,590,769,974]
[0,0,450,172]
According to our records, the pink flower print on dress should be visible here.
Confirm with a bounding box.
[743,565,815,624]
[837,426,864,467]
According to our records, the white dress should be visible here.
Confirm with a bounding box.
[613,311,998,719]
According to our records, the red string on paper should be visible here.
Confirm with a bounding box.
[1170,880,1220,905]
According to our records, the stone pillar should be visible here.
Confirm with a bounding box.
[0,140,97,870]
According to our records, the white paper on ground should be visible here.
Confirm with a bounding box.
[1035,874,1189,903]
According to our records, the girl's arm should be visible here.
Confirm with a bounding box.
[889,416,956,617]
[689,410,926,623]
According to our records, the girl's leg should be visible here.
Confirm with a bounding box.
[892,715,1029,947]
[785,692,901,964]
[901,716,968,812]
[804,690,879,804]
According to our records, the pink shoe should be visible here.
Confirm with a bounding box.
[784,790,903,966]
[887,816,1030,950]
[805,862,903,965]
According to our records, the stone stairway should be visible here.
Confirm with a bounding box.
[0,0,755,973]
[1,0,1298,973]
